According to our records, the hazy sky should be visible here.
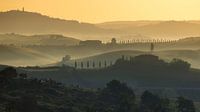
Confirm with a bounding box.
[1,0,200,23]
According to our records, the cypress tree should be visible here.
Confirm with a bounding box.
[75,61,77,69]
[93,61,95,68]
[99,61,101,68]
[87,61,90,68]
[81,62,84,69]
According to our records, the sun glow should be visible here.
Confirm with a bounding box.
[1,0,200,23]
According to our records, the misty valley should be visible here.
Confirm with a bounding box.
[1,10,200,112]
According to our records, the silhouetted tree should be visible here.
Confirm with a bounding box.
[0,67,18,88]
[99,61,101,68]
[81,62,84,69]
[93,61,95,68]
[0,67,18,78]
[97,80,136,112]
[87,61,90,68]
[140,90,170,112]
[150,43,154,52]
[169,59,191,71]
[19,73,27,79]
[176,97,195,112]
[104,61,107,68]
[74,61,77,68]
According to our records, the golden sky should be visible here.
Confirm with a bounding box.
[1,0,200,23]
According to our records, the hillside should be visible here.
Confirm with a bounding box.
[0,33,80,46]
[24,55,200,89]
[0,34,81,66]
[59,50,200,69]
[0,10,113,40]
[97,21,200,39]
[97,21,161,29]
[1,10,200,40]
[0,67,197,112]
[1,36,200,66]
[0,45,58,66]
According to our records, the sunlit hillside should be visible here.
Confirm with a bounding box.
[1,10,200,40]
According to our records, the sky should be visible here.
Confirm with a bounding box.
[1,0,200,23]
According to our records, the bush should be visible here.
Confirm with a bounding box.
[169,59,191,71]
[97,80,136,112]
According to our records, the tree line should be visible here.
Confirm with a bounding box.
[0,67,196,112]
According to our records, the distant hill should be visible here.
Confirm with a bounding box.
[0,33,80,46]
[96,21,200,39]
[163,37,200,49]
[178,37,200,45]
[1,36,200,66]
[0,33,80,66]
[1,10,200,40]
[0,45,57,66]
[97,21,161,29]
[0,10,114,40]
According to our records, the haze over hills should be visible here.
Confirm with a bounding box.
[96,21,200,39]
[97,21,200,29]
[97,21,162,29]
[2,1,200,111]
[0,33,80,66]
[0,35,200,66]
[1,10,200,67]
[0,45,57,66]
[1,10,200,40]
[0,33,80,46]
[0,10,115,40]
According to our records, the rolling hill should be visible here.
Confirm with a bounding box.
[59,50,200,69]
[0,33,80,46]
[0,10,114,40]
[1,10,200,40]
[0,45,57,66]
[96,21,200,39]
[1,35,200,67]
[22,54,200,90]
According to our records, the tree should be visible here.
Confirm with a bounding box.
[92,61,95,68]
[104,61,107,68]
[19,73,27,79]
[97,80,136,112]
[176,97,195,112]
[140,91,170,112]
[74,61,77,68]
[169,59,191,71]
[87,61,90,68]
[99,61,101,68]
[0,67,18,78]
[81,62,84,69]
[150,43,154,52]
